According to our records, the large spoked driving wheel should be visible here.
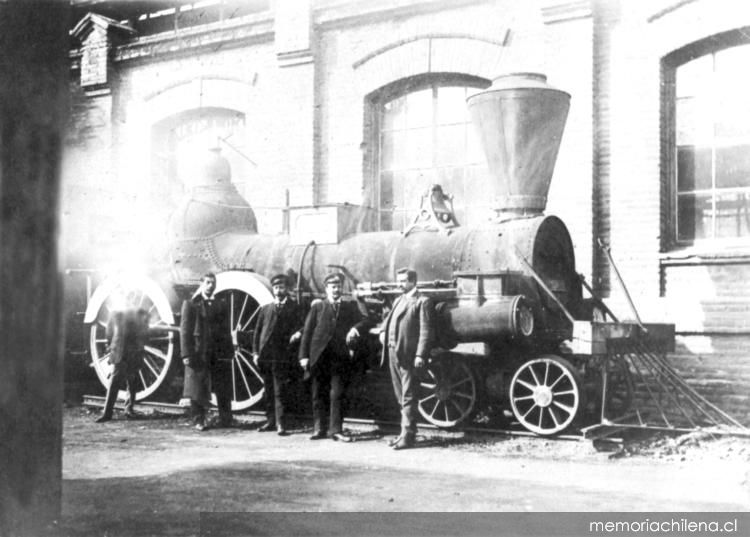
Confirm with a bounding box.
[85,275,175,401]
[509,355,582,435]
[417,358,477,428]
[212,271,273,411]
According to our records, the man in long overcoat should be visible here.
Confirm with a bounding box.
[180,272,233,430]
[252,273,303,435]
[298,273,372,441]
[382,267,434,449]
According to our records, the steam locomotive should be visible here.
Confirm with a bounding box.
[79,73,674,436]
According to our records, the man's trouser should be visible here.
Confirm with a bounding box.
[102,362,137,418]
[389,347,418,437]
[260,361,288,429]
[311,350,346,435]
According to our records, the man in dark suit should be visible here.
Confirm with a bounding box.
[299,272,371,442]
[95,307,150,422]
[180,272,234,431]
[382,267,434,450]
[252,274,303,436]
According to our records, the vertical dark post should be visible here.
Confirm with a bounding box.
[0,2,69,535]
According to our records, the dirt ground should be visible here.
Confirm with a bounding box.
[55,405,750,536]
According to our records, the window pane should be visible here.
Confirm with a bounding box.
[436,86,467,124]
[380,131,406,171]
[676,96,713,146]
[715,191,750,239]
[435,166,465,206]
[715,144,750,189]
[383,95,407,132]
[677,145,712,191]
[406,88,433,128]
[435,124,466,166]
[404,127,433,169]
[677,193,711,241]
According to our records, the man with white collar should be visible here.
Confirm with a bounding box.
[382,267,434,450]
[299,272,372,442]
[252,273,303,436]
[180,272,234,431]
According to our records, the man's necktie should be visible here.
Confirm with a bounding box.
[333,302,340,319]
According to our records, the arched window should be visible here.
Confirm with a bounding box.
[669,38,750,246]
[368,74,490,231]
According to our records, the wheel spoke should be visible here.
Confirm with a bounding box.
[553,389,576,396]
[537,407,543,429]
[548,371,566,390]
[419,381,436,390]
[231,357,237,402]
[142,355,160,378]
[448,377,472,390]
[449,398,466,416]
[543,361,550,385]
[143,345,167,363]
[237,349,264,383]
[522,404,538,419]
[513,394,535,402]
[419,392,438,404]
[454,392,474,401]
[552,400,575,416]
[428,399,441,418]
[235,295,249,332]
[548,407,561,428]
[240,306,261,332]
[234,351,253,399]
[139,370,148,391]
[516,378,536,391]
[528,363,542,386]
[443,402,450,423]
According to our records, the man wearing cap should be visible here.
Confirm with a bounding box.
[252,274,303,436]
[382,267,434,450]
[299,272,372,442]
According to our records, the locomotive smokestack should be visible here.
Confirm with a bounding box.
[466,73,569,217]
[168,147,257,241]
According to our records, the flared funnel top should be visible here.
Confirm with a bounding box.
[466,73,570,216]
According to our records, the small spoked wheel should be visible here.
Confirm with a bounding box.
[509,355,582,435]
[417,359,477,428]
[212,271,273,411]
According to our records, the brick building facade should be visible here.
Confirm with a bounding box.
[63,0,750,422]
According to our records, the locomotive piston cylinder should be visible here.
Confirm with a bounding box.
[436,295,534,348]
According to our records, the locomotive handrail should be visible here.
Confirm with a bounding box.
[597,238,646,332]
[514,247,576,324]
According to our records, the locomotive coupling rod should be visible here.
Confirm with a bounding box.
[597,238,646,332]
[514,247,576,325]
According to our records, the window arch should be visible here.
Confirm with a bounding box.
[664,30,750,248]
[366,73,490,231]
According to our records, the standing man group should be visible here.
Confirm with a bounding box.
[298,273,372,442]
[382,267,434,450]
[176,268,433,447]
[180,272,234,431]
[252,274,303,436]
